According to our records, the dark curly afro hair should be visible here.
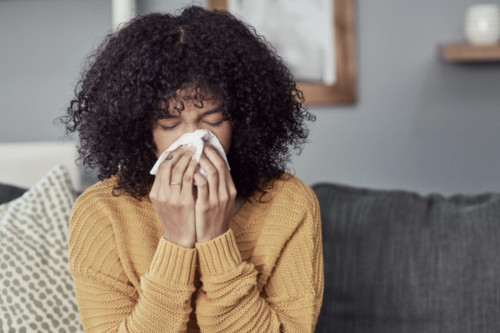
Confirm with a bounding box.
[62,5,315,201]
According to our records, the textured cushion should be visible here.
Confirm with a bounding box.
[0,183,26,205]
[313,183,500,333]
[0,165,83,332]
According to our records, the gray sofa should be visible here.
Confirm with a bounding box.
[3,180,499,333]
[312,182,500,333]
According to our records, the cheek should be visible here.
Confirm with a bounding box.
[152,128,176,157]
[214,126,232,155]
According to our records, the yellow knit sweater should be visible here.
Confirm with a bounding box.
[68,173,324,332]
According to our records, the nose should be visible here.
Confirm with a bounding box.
[183,122,202,134]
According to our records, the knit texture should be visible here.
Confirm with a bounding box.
[68,172,323,332]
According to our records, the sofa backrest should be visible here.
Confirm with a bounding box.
[312,182,500,333]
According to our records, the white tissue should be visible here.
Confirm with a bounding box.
[149,129,230,177]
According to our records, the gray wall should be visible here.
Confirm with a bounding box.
[137,0,204,15]
[1,0,499,195]
[0,0,112,142]
[292,0,500,195]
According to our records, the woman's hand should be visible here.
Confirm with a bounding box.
[193,146,237,243]
[149,146,198,248]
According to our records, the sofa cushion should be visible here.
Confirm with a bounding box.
[312,182,500,333]
[0,165,83,332]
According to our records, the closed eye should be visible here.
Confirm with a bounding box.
[159,124,179,130]
[205,120,224,127]
[159,120,224,131]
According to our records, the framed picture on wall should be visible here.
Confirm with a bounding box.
[209,0,357,105]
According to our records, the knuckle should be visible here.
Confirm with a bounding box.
[158,192,168,203]
[207,167,217,174]
[196,178,208,186]
[198,204,209,213]
[169,199,181,208]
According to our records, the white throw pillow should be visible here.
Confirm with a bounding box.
[0,165,83,332]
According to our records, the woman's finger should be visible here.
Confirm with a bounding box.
[226,170,237,204]
[205,146,229,195]
[198,153,219,199]
[194,172,209,203]
[169,146,196,189]
[150,166,162,199]
[180,156,197,197]
[150,146,184,198]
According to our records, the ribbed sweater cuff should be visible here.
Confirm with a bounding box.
[149,237,197,285]
[195,229,242,275]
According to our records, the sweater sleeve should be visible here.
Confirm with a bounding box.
[68,194,197,332]
[194,189,324,333]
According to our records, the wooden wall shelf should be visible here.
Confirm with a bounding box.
[440,43,500,62]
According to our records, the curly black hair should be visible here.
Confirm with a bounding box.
[62,6,315,201]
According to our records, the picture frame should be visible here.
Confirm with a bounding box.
[209,0,357,105]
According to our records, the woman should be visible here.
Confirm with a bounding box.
[63,6,323,332]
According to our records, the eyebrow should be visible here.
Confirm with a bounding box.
[162,106,223,119]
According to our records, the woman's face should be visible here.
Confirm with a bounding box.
[152,96,232,157]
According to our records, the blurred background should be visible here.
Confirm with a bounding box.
[1,0,499,195]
